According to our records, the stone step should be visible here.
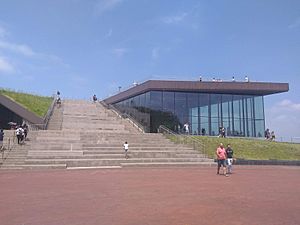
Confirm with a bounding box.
[120,161,216,168]
[83,150,199,154]
[26,152,205,159]
[21,164,67,169]
[24,158,210,167]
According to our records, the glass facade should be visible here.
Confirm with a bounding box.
[114,91,265,137]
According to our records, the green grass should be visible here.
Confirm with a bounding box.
[0,89,53,117]
[195,136,300,160]
[168,135,300,160]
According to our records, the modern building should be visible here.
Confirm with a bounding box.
[104,80,289,137]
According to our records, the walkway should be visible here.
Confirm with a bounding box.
[1,166,299,225]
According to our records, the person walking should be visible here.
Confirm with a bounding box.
[124,141,129,159]
[226,144,234,174]
[216,143,228,176]
[16,126,24,145]
[183,122,189,135]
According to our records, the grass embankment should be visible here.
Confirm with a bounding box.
[0,89,53,117]
[195,136,300,160]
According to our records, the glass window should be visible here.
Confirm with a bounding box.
[150,91,162,111]
[175,92,187,125]
[145,92,150,109]
[255,120,265,137]
[140,93,145,108]
[210,94,222,136]
[232,95,243,136]
[163,91,174,113]
[254,96,264,119]
[199,94,209,135]
[222,95,232,136]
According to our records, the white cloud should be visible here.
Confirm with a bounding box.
[112,48,128,57]
[0,40,68,67]
[288,17,300,29]
[162,12,188,24]
[0,56,15,73]
[94,0,123,16]
[151,47,160,59]
[265,99,300,140]
[0,25,8,39]
[277,99,300,111]
[0,40,35,56]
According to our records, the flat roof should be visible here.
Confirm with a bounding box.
[104,80,289,104]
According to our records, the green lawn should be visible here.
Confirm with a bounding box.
[0,89,53,117]
[195,136,300,160]
[168,135,300,160]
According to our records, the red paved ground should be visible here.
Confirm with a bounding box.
[0,166,299,225]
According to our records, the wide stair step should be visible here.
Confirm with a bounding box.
[1,100,213,169]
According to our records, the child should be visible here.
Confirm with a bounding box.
[124,141,129,159]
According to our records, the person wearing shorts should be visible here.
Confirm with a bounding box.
[216,143,228,176]
[124,141,129,159]
[226,144,234,174]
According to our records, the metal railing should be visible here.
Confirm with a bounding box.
[43,96,57,130]
[158,125,208,158]
[99,101,146,133]
[0,131,16,164]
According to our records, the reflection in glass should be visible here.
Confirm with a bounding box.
[113,91,265,137]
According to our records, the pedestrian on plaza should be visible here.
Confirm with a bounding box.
[124,141,129,159]
[226,144,234,174]
[216,143,228,176]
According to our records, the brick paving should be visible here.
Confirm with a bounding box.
[0,166,299,225]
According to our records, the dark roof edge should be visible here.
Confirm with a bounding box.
[0,94,44,125]
[104,80,289,104]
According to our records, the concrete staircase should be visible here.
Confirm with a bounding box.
[47,103,63,130]
[1,100,214,169]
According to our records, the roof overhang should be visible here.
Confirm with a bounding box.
[104,80,289,104]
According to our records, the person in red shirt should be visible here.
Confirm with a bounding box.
[216,143,228,176]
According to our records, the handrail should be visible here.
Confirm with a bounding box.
[99,101,146,133]
[0,131,16,164]
[43,95,56,130]
[158,125,207,157]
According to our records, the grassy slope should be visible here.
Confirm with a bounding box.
[0,89,53,117]
[195,136,300,160]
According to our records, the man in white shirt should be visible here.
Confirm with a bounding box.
[124,141,129,159]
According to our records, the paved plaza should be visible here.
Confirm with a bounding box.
[1,166,299,225]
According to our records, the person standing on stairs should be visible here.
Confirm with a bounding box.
[16,126,24,145]
[124,141,129,159]
[92,94,98,103]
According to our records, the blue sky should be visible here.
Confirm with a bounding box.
[0,0,299,139]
